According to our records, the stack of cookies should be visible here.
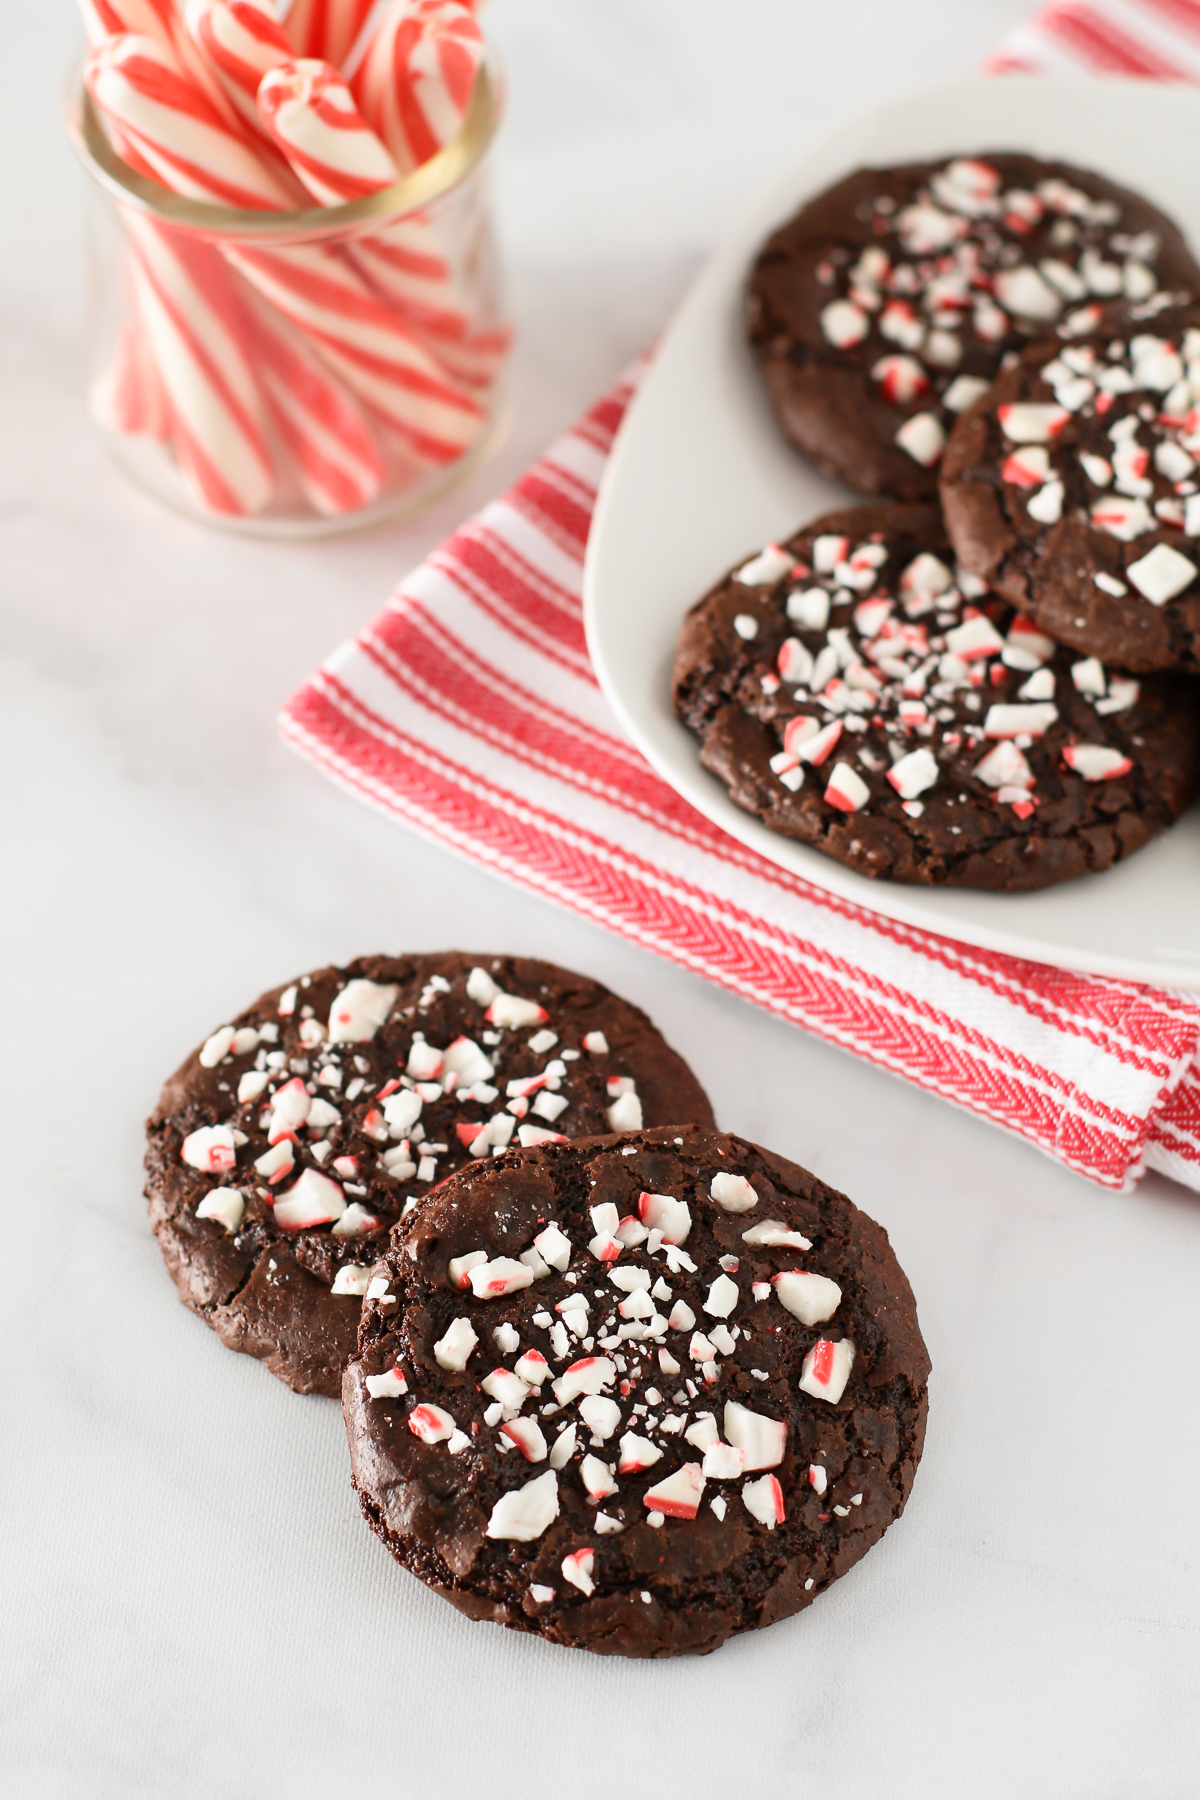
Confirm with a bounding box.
[674,153,1200,890]
[147,953,931,1656]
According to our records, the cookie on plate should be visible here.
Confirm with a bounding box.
[672,503,1199,891]
[145,954,714,1397]
[343,1125,930,1658]
[746,154,1200,500]
[941,302,1200,671]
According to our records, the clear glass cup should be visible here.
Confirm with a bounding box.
[63,55,511,537]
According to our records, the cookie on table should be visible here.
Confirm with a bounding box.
[672,503,1199,891]
[941,302,1200,672]
[145,954,714,1397]
[746,154,1200,500]
[343,1125,930,1658]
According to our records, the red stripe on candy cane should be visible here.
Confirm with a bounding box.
[258,57,399,202]
[85,34,295,208]
[282,0,378,68]
[1139,0,1200,44]
[124,213,274,513]
[183,0,295,130]
[1037,2,1192,74]
[351,0,483,174]
[245,298,386,515]
[81,0,177,52]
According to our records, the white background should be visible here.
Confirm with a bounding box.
[5,5,1200,1797]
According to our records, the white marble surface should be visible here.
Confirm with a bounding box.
[5,5,1200,1797]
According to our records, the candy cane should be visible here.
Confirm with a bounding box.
[255,62,501,393]
[281,0,379,69]
[225,240,483,461]
[85,34,295,207]
[123,210,275,513]
[351,213,509,390]
[81,0,176,52]
[79,0,266,140]
[90,309,171,440]
[244,296,388,514]
[351,0,483,174]
[183,0,295,133]
[88,27,487,472]
[257,58,398,202]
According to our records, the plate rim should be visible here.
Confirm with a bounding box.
[583,72,1200,993]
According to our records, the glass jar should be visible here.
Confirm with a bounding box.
[63,55,511,537]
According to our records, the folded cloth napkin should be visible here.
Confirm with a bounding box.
[281,365,1200,1195]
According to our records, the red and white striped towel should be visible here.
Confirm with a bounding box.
[282,6,1200,1197]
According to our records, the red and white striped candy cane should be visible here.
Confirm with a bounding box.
[257,58,398,202]
[80,0,259,139]
[85,34,295,207]
[123,211,275,513]
[244,297,388,514]
[254,61,502,394]
[182,0,295,134]
[225,241,483,461]
[281,0,379,70]
[91,309,171,440]
[351,0,483,174]
[251,57,490,445]
[350,212,509,391]
[81,0,175,52]
[87,28,488,472]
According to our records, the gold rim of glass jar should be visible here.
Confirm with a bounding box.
[62,52,504,244]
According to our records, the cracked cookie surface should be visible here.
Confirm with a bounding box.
[672,503,1198,891]
[747,152,1200,499]
[941,302,1200,672]
[145,954,714,1395]
[343,1126,930,1658]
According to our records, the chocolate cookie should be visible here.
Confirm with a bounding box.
[672,504,1199,890]
[941,302,1200,671]
[747,154,1200,500]
[342,1125,929,1658]
[145,954,714,1396]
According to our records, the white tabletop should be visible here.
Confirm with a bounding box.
[7,5,1199,1797]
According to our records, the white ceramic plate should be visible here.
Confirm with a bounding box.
[583,76,1200,990]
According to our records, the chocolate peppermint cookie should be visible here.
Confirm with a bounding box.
[672,503,1198,891]
[343,1126,929,1658]
[941,302,1200,671]
[747,154,1200,500]
[146,954,714,1396]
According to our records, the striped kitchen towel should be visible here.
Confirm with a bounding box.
[281,366,1200,1194]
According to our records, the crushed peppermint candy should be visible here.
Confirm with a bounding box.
[976,312,1200,660]
[172,962,717,1415]
[366,1367,407,1400]
[799,1337,856,1405]
[343,1136,921,1627]
[742,1472,786,1530]
[485,1469,559,1541]
[196,1188,244,1233]
[787,158,1182,487]
[701,512,1149,837]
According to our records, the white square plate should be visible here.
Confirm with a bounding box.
[583,76,1200,989]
